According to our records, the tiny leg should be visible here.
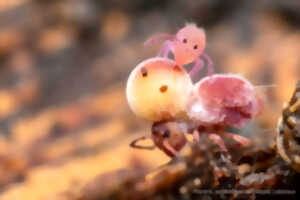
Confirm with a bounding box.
[208,133,228,152]
[189,58,204,78]
[144,34,175,46]
[193,130,200,142]
[163,139,179,157]
[222,132,251,146]
[201,53,214,76]
[157,40,174,58]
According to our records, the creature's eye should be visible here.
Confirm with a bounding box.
[193,44,198,50]
[183,38,187,43]
[162,129,170,138]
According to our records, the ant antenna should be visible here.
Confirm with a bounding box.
[130,136,155,150]
[254,84,278,89]
[254,84,277,89]
[144,34,175,46]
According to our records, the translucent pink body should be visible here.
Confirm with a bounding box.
[188,74,263,128]
[144,24,214,77]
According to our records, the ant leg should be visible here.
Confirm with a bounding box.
[193,130,200,142]
[221,132,251,147]
[162,139,179,157]
[157,40,174,58]
[144,34,175,46]
[130,136,155,150]
[208,133,228,152]
[201,53,214,76]
[189,58,204,78]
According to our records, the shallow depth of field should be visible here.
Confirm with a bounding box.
[0,0,299,199]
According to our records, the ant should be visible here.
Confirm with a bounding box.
[130,121,188,157]
[130,121,252,158]
[127,58,262,157]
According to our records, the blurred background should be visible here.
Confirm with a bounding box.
[0,0,300,199]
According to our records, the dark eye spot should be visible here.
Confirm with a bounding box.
[173,65,182,72]
[141,67,148,77]
[163,129,170,138]
[279,125,284,134]
[159,85,168,93]
[183,38,187,43]
[193,44,198,49]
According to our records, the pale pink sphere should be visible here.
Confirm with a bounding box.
[187,74,263,127]
[126,57,193,121]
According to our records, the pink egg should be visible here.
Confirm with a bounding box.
[187,74,263,127]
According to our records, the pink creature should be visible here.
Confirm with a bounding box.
[144,23,214,78]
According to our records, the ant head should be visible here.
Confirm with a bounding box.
[174,24,206,65]
[126,57,193,121]
[152,121,172,138]
[151,121,188,157]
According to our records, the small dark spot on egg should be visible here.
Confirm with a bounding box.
[141,67,148,77]
[160,85,168,93]
[173,65,183,72]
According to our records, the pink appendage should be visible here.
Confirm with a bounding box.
[201,53,214,76]
[208,134,228,152]
[157,40,174,58]
[189,58,204,78]
[163,139,179,157]
[144,34,175,46]
[189,53,214,78]
[193,130,200,142]
[221,132,251,146]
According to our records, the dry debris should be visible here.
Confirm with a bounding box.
[74,137,298,200]
[73,82,300,200]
